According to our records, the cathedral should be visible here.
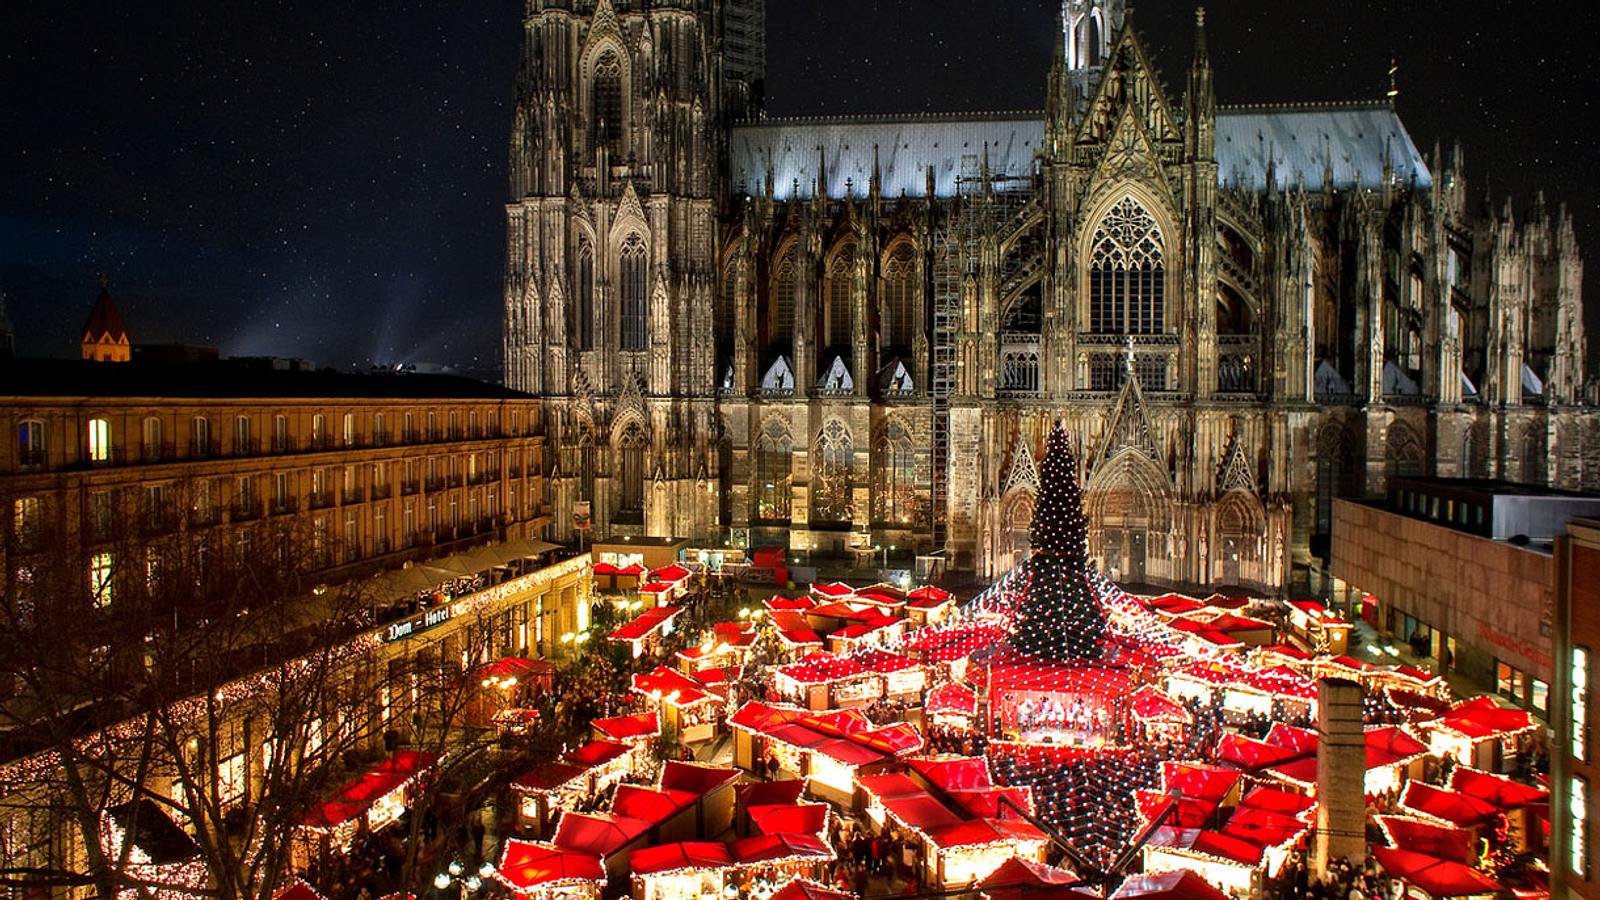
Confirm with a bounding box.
[502,0,1591,592]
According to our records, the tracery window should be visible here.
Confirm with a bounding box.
[575,241,595,350]
[812,420,854,524]
[620,235,648,351]
[1089,197,1165,335]
[883,244,916,350]
[577,431,596,503]
[617,423,646,515]
[754,420,791,522]
[591,51,623,157]
[826,246,854,351]
[771,246,797,349]
[717,260,737,360]
[874,419,918,525]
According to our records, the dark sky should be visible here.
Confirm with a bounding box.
[3,1,1596,374]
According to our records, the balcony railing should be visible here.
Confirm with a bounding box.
[341,488,366,505]
[424,477,446,492]
[401,480,421,495]
[189,439,221,458]
[308,492,335,510]
[231,500,262,521]
[270,497,299,516]
[371,483,393,501]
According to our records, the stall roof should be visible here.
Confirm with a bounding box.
[1216,733,1305,772]
[1448,767,1549,810]
[811,581,856,598]
[1239,786,1315,818]
[930,818,1048,849]
[1400,782,1502,827]
[1366,726,1430,769]
[1111,869,1232,900]
[633,666,714,706]
[613,784,699,823]
[1145,827,1265,866]
[925,681,978,716]
[1375,815,1474,865]
[496,839,605,891]
[300,751,440,830]
[650,564,692,583]
[659,761,740,797]
[853,648,922,674]
[593,711,660,742]
[1136,791,1218,829]
[730,832,834,863]
[770,611,824,646]
[274,882,327,900]
[1218,806,1310,848]
[552,812,652,856]
[608,606,683,643]
[1371,846,1504,897]
[768,595,820,611]
[1130,685,1193,724]
[630,841,732,875]
[777,651,871,684]
[910,756,995,791]
[1161,761,1241,804]
[737,779,808,809]
[749,802,831,838]
[1427,696,1537,740]
[980,857,1095,900]
[769,880,856,900]
[511,761,588,793]
[565,739,632,769]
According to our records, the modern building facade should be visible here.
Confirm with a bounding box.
[502,0,1592,591]
[1554,517,1600,899]
[1330,478,1600,712]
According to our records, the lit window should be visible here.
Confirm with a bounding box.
[1574,774,1590,876]
[1575,646,1590,762]
[89,552,114,608]
[19,419,46,467]
[87,418,111,463]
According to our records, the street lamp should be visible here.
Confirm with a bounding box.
[434,860,493,898]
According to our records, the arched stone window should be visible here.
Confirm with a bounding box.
[577,431,596,503]
[617,423,646,515]
[874,419,918,525]
[717,259,737,361]
[825,245,854,351]
[619,235,648,351]
[770,245,797,350]
[754,420,792,521]
[1313,425,1356,539]
[575,240,595,351]
[1089,197,1165,335]
[882,244,916,351]
[1522,424,1547,485]
[1386,422,1425,481]
[591,51,624,157]
[812,420,854,524]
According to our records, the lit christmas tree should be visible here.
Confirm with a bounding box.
[1011,422,1107,661]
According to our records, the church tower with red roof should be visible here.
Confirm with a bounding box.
[80,283,131,362]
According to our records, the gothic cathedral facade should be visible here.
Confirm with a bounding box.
[503,0,1590,592]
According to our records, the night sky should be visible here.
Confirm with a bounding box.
[3,1,1596,375]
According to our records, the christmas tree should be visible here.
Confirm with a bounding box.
[1010,422,1107,661]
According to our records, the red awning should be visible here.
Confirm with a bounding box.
[511,761,587,793]
[928,818,1047,848]
[300,750,440,830]
[274,882,326,900]
[1161,761,1241,803]
[1146,827,1265,866]
[883,793,964,832]
[565,740,631,769]
[1401,782,1502,828]
[1136,790,1217,829]
[737,779,807,809]
[1239,786,1314,818]
[1432,696,1537,740]
[979,857,1094,900]
[777,651,870,684]
[630,841,732,876]
[767,595,818,611]
[811,581,855,598]
[1130,685,1194,724]
[1219,806,1309,847]
[1265,723,1321,755]
[633,666,713,706]
[1111,869,1232,900]
[475,656,555,681]
[1449,767,1550,810]
[612,785,697,824]
[749,802,830,838]
[768,880,856,900]
[730,832,833,863]
[926,681,978,716]
[1376,815,1474,864]
[496,839,604,891]
[650,564,691,583]
[608,606,683,643]
[1367,725,1430,769]
[659,761,739,797]
[593,711,659,742]
[769,611,823,646]
[1372,846,1504,897]
[910,756,994,791]
[551,813,651,856]
[1215,733,1305,772]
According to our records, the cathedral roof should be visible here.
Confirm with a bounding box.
[729,103,1431,199]
[730,113,1044,200]
[1215,103,1433,191]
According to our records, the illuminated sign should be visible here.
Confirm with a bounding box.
[385,604,454,642]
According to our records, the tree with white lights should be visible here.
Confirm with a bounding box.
[1010,422,1106,661]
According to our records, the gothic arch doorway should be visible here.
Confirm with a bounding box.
[999,490,1035,575]
[1085,450,1173,584]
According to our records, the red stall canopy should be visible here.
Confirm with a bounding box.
[1450,767,1550,810]
[1376,815,1475,864]
[749,802,830,838]
[1401,782,1502,828]
[593,711,660,742]
[300,751,440,831]
[552,812,651,856]
[926,681,978,717]
[496,839,605,892]
[629,841,733,875]
[1131,686,1194,724]
[1111,869,1232,900]
[979,857,1095,900]
[1372,846,1503,897]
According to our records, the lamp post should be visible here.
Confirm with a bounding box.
[433,860,495,899]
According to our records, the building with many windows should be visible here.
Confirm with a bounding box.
[0,354,592,892]
[503,0,1591,591]
[1555,517,1600,898]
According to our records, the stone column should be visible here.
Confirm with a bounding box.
[1314,678,1367,875]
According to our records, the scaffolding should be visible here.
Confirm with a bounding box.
[928,151,1040,555]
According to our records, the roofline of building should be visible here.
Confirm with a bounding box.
[733,109,1047,127]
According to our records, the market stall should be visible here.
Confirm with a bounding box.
[1371,846,1504,899]
[773,652,883,711]
[102,800,208,900]
[633,666,722,744]
[1283,600,1351,655]
[296,750,441,863]
[1108,869,1232,900]
[608,606,684,659]
[926,681,979,730]
[977,857,1093,900]
[907,586,956,627]
[1418,696,1538,771]
[494,839,605,899]
[1128,685,1193,743]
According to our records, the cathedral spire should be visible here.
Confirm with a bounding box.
[1185,6,1215,160]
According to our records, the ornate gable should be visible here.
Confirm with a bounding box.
[1085,103,1172,203]
[1218,435,1258,495]
[1001,430,1039,497]
[615,368,647,425]
[1075,29,1182,148]
[1094,356,1159,472]
[613,182,648,240]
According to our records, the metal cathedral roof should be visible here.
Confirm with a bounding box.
[728,103,1432,200]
